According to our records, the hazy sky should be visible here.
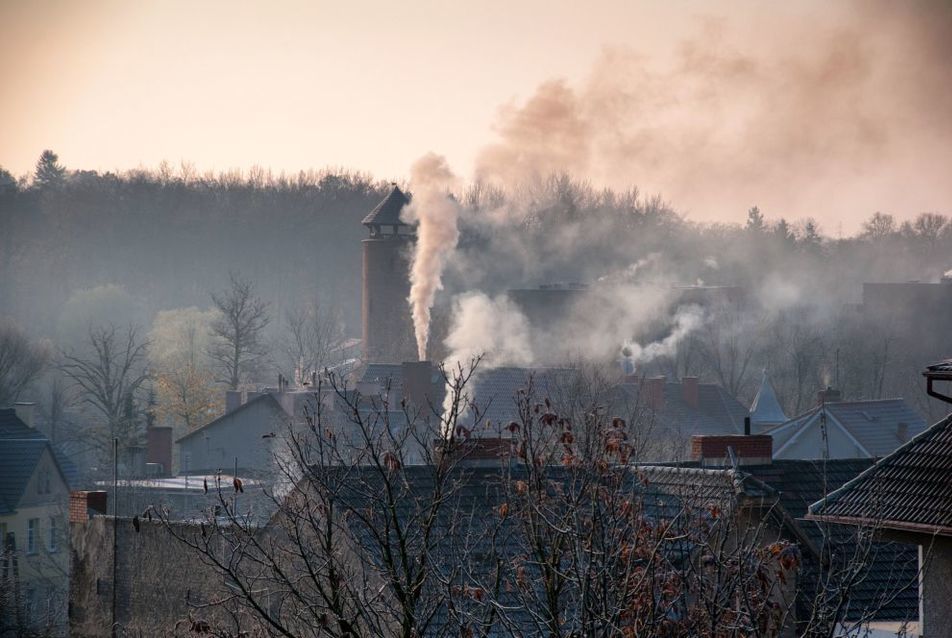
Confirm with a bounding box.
[2,0,950,229]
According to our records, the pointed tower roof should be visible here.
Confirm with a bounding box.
[362,185,411,227]
[749,370,787,427]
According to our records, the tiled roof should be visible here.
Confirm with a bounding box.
[749,371,787,426]
[744,459,918,622]
[328,462,776,634]
[176,393,286,443]
[771,399,927,458]
[0,408,79,512]
[809,413,952,536]
[0,438,49,514]
[361,185,411,227]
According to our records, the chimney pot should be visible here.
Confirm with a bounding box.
[817,387,842,405]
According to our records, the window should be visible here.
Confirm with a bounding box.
[48,517,57,552]
[27,518,39,554]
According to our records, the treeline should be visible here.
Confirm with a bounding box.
[1,152,387,339]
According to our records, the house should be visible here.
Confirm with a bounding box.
[0,407,76,635]
[679,445,919,628]
[766,389,927,460]
[68,439,803,637]
[808,359,952,637]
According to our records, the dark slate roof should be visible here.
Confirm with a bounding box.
[0,408,78,512]
[826,400,928,456]
[0,438,49,514]
[809,413,952,536]
[176,393,286,443]
[326,462,775,635]
[613,382,747,441]
[361,185,411,227]
[658,458,919,622]
[771,398,927,458]
[0,407,44,438]
[744,459,918,622]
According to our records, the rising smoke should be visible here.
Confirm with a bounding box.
[403,153,462,361]
[473,1,952,229]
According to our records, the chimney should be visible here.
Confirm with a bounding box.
[225,390,244,413]
[643,376,666,411]
[402,361,434,408]
[146,426,173,477]
[434,436,510,467]
[13,401,35,428]
[817,387,842,405]
[691,434,773,467]
[69,490,108,523]
[682,377,699,410]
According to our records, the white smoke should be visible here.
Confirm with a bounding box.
[443,292,534,369]
[621,305,704,368]
[403,153,462,361]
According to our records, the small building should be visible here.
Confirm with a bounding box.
[808,360,952,637]
[0,407,76,634]
[766,389,926,460]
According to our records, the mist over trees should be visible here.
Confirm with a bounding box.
[2,151,952,435]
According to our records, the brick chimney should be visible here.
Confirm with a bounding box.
[146,426,173,477]
[682,377,699,410]
[70,491,108,523]
[643,376,666,411]
[817,387,842,405]
[225,390,244,413]
[691,434,772,467]
[402,361,435,408]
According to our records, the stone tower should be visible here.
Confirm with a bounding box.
[361,185,417,363]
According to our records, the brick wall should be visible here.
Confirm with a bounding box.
[691,434,773,466]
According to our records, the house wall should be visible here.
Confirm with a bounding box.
[178,400,283,474]
[920,536,952,638]
[69,516,226,637]
[774,419,868,459]
[0,448,70,634]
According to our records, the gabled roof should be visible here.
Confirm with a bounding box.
[0,408,77,514]
[0,439,49,514]
[361,185,411,227]
[771,398,927,458]
[809,413,952,537]
[749,371,787,426]
[176,393,286,443]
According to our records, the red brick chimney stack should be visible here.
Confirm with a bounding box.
[691,434,773,467]
[69,491,108,523]
[146,426,173,477]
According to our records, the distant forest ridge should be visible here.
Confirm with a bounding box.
[2,151,951,346]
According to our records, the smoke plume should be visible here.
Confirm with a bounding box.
[443,293,534,369]
[403,153,462,361]
[621,305,705,369]
[474,1,952,229]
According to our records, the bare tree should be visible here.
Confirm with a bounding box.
[208,273,271,390]
[59,325,149,457]
[0,319,50,407]
[281,302,346,383]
